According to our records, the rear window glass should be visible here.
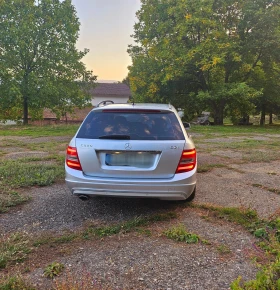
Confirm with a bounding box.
[76,110,184,140]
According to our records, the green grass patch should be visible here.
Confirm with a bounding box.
[0,191,30,214]
[0,124,79,137]
[0,159,64,188]
[163,224,200,243]
[242,150,280,163]
[190,204,280,289]
[25,141,68,154]
[33,233,78,247]
[0,275,35,290]
[0,234,31,269]
[231,255,280,289]
[0,159,64,213]
[191,204,259,228]
[191,124,280,135]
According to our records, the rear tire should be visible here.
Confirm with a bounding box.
[185,186,196,202]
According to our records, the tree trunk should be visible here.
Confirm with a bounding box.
[23,95,28,125]
[269,112,273,125]
[213,103,224,125]
[260,106,266,126]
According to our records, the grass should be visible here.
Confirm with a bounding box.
[191,124,280,135]
[197,163,226,173]
[0,275,35,290]
[188,203,280,289]
[0,158,64,213]
[0,191,30,214]
[242,150,280,163]
[191,204,259,228]
[1,212,177,270]
[0,233,31,269]
[231,255,280,289]
[0,159,64,188]
[252,184,280,195]
[33,233,78,247]
[83,212,177,239]
[0,124,79,137]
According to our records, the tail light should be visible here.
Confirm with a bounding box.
[66,146,82,171]
[176,149,196,174]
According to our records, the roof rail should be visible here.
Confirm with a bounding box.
[97,100,115,107]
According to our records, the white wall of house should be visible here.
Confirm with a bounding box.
[91,95,129,107]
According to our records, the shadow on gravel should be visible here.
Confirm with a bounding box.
[0,183,180,235]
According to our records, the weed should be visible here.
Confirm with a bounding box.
[164,224,199,243]
[44,262,65,279]
[217,244,231,254]
[0,275,35,290]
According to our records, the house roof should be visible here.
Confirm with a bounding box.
[91,83,131,96]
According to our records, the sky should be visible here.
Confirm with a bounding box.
[71,0,141,82]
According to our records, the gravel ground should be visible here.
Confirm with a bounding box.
[1,133,280,289]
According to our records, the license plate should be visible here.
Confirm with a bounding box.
[105,152,154,168]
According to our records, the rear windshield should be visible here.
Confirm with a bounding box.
[76,110,184,140]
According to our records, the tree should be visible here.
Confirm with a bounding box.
[0,0,96,124]
[128,0,280,124]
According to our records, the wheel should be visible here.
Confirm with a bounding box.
[185,186,196,202]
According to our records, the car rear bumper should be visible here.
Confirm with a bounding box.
[65,166,196,200]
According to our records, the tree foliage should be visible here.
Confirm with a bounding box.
[0,0,96,124]
[128,0,280,124]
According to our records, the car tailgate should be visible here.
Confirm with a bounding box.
[76,139,185,179]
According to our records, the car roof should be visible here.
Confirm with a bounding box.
[92,103,176,112]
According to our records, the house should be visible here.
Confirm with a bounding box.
[35,83,132,124]
[90,83,131,106]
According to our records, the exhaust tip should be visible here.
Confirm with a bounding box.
[78,194,90,201]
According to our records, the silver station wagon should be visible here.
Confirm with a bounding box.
[65,102,197,201]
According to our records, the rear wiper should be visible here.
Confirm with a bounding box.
[98,135,130,140]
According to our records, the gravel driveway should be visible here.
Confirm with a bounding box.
[1,132,280,289]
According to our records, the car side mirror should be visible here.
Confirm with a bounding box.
[183,122,191,130]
